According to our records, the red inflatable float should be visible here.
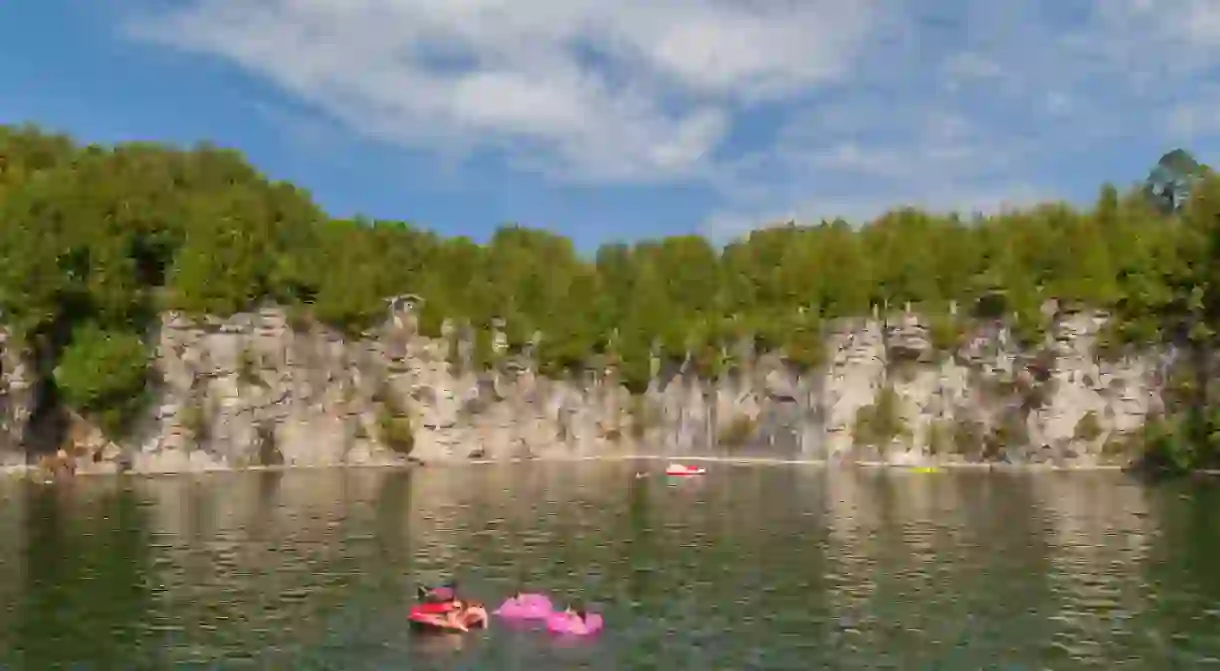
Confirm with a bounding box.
[409,602,488,633]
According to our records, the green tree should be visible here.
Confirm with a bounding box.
[1145,148,1208,214]
[53,325,150,437]
[2,123,1219,470]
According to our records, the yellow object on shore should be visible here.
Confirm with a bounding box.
[909,466,942,473]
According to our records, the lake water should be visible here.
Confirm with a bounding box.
[0,463,1217,669]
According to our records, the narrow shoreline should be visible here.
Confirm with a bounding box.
[444,454,1134,472]
[3,452,1209,479]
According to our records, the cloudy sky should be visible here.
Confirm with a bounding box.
[2,1,1218,248]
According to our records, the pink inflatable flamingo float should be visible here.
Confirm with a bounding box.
[546,610,604,636]
[494,593,554,620]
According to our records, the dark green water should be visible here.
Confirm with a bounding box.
[0,463,1218,670]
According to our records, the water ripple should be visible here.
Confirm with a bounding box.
[0,466,1216,669]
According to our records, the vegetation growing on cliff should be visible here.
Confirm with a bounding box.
[51,326,149,437]
[236,347,264,388]
[179,398,209,442]
[854,386,908,452]
[1074,412,1103,443]
[717,413,758,449]
[373,381,415,455]
[925,417,986,457]
[3,124,1220,468]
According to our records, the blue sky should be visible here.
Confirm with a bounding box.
[3,1,1220,249]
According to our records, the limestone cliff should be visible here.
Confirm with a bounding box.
[0,298,1170,473]
[0,328,34,469]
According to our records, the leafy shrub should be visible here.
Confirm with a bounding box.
[53,325,149,438]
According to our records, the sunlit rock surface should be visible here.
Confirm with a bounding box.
[0,298,1168,472]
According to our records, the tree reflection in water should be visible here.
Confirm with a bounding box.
[9,480,156,669]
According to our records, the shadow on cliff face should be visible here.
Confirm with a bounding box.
[19,339,71,463]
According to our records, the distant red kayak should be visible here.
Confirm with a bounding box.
[665,463,707,476]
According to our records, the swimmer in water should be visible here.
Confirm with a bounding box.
[418,579,459,603]
[444,599,469,632]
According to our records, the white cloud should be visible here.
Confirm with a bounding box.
[122,0,1220,236]
[702,0,1220,234]
[124,0,880,183]
[705,103,1052,240]
[943,53,1004,87]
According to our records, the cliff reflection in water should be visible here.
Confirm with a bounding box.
[0,464,1214,669]
[822,470,1160,667]
[2,480,156,668]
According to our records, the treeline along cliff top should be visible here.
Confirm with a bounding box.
[2,125,1220,469]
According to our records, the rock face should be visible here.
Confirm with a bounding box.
[0,328,34,469]
[0,299,1171,473]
